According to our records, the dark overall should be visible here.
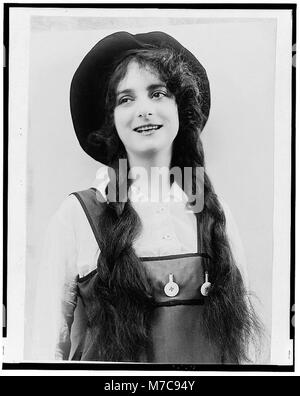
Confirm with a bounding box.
[68,188,225,363]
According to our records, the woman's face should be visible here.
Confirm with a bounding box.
[113,61,179,161]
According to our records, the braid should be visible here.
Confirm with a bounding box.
[86,158,154,361]
[198,172,261,362]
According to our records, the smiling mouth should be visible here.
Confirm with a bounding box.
[133,124,163,133]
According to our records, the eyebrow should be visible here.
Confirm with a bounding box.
[116,83,167,97]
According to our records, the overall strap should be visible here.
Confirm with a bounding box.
[70,187,105,250]
[196,214,211,271]
[196,214,203,254]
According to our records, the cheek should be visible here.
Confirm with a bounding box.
[113,109,121,130]
[113,109,129,139]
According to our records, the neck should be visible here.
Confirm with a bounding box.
[127,148,172,169]
[127,149,173,201]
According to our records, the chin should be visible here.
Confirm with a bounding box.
[138,143,168,154]
[137,139,171,152]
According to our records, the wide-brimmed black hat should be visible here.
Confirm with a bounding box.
[70,31,210,164]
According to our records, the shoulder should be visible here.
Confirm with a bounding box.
[52,188,105,221]
[49,193,84,228]
[46,189,102,237]
[48,188,105,253]
[42,189,102,268]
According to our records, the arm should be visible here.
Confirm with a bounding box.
[32,196,79,361]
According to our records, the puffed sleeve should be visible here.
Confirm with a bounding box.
[32,195,79,361]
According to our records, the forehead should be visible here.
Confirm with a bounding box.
[116,61,164,92]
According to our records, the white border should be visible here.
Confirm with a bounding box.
[271,10,293,365]
[3,5,295,372]
[5,9,31,362]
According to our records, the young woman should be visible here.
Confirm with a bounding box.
[34,31,262,363]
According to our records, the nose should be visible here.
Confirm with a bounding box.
[136,97,154,118]
[138,111,152,118]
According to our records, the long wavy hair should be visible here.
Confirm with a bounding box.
[86,47,262,362]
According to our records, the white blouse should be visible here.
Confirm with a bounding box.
[32,166,248,361]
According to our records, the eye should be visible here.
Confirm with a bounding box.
[152,90,167,99]
[117,96,133,105]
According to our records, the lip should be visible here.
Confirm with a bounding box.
[133,124,163,132]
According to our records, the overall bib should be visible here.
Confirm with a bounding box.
[68,188,225,363]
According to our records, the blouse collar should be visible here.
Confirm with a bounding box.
[92,165,189,204]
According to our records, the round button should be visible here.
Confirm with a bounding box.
[200,281,211,297]
[164,281,179,297]
[164,274,179,297]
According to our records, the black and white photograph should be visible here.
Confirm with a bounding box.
[2,3,296,372]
